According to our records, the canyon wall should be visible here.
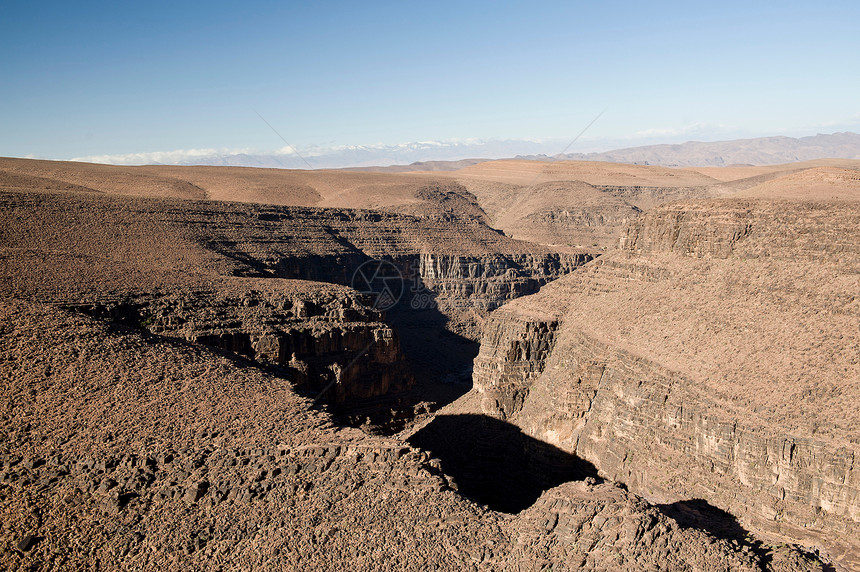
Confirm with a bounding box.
[66,283,414,407]
[0,189,595,428]
[415,252,591,311]
[471,199,860,568]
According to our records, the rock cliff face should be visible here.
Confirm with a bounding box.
[620,199,860,260]
[67,283,414,406]
[470,200,860,569]
[415,252,590,312]
[0,189,594,416]
[472,310,559,420]
[273,251,591,317]
[455,179,645,249]
[523,329,860,563]
[619,203,753,257]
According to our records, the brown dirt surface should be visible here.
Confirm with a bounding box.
[0,298,505,570]
[0,157,486,221]
[1,156,849,570]
[730,166,860,201]
[434,159,723,187]
[411,158,860,247]
[4,155,858,251]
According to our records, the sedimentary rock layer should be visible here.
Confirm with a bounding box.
[0,189,594,326]
[470,199,860,568]
[0,187,593,413]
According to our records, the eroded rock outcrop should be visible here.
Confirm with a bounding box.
[472,309,559,420]
[68,283,414,405]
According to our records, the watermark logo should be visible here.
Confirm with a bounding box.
[351,259,405,311]
[350,259,441,311]
[407,258,437,310]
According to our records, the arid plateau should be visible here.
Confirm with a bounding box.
[2,155,859,570]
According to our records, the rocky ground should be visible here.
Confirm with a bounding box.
[2,156,858,570]
[0,299,823,571]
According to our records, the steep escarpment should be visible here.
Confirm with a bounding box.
[621,199,860,261]
[415,251,588,312]
[64,282,414,408]
[0,189,594,327]
[178,201,594,332]
[471,307,560,421]
[469,200,860,569]
[0,187,594,422]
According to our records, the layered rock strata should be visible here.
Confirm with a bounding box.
[0,188,593,416]
[0,189,595,329]
[470,200,860,569]
[66,283,413,405]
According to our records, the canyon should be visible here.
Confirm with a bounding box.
[2,156,859,569]
[467,199,860,569]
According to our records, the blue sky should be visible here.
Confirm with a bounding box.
[2,1,859,164]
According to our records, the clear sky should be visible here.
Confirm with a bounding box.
[2,0,859,163]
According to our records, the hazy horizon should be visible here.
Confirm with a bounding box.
[40,130,858,170]
[3,1,859,165]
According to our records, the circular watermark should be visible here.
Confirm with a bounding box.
[351,259,405,311]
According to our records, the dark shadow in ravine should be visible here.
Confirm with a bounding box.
[408,414,600,513]
[323,290,479,435]
[657,498,834,571]
[385,295,477,400]
[271,251,480,412]
[290,253,480,429]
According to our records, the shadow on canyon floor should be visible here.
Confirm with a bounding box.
[315,289,480,434]
[387,303,477,395]
[408,414,600,513]
[657,499,834,570]
[273,253,481,419]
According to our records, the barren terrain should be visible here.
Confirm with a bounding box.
[2,155,859,570]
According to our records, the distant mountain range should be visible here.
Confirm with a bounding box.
[69,132,860,170]
[346,132,860,172]
[544,131,860,167]
[73,140,555,170]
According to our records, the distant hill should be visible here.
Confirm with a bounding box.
[67,132,860,170]
[549,132,860,167]
[340,158,489,173]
